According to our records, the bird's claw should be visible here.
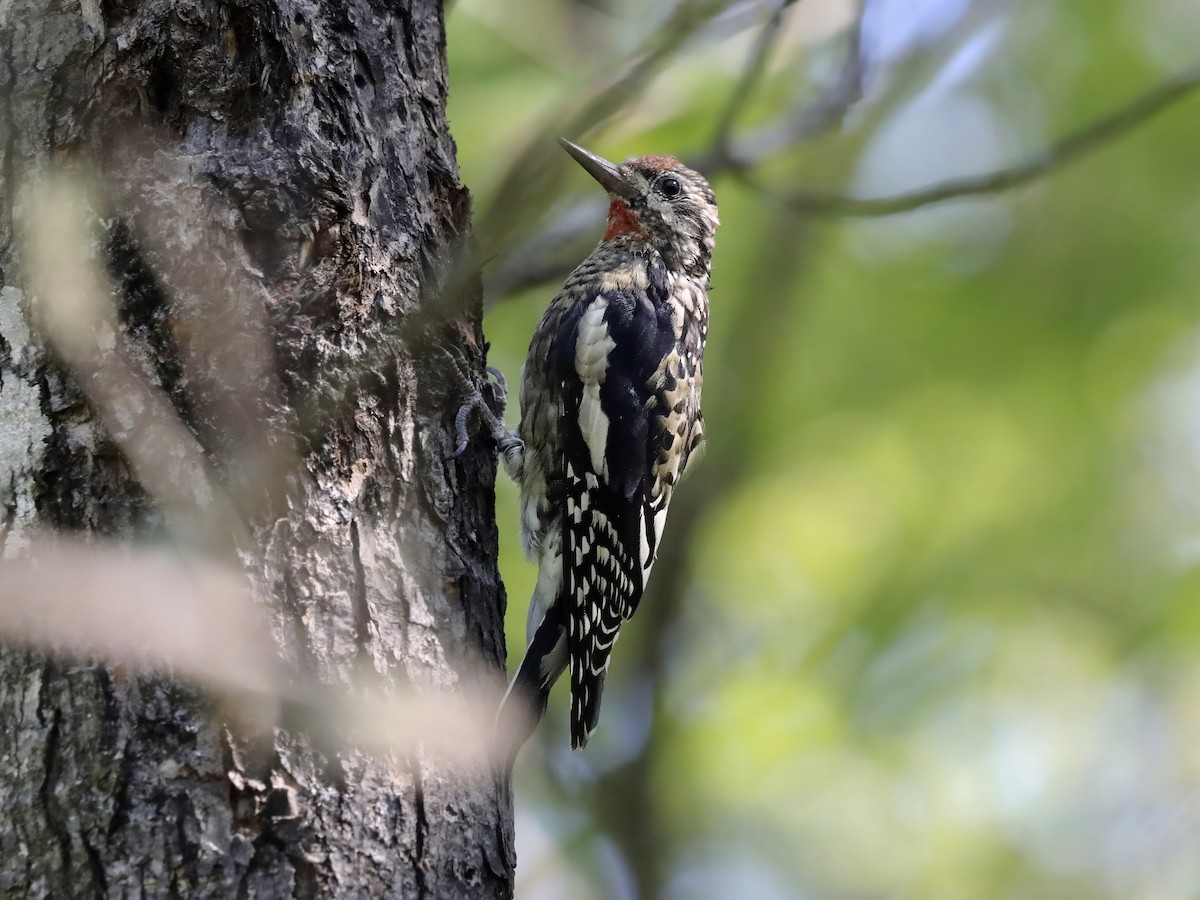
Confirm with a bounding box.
[449,393,481,459]
[441,347,513,461]
[486,366,508,407]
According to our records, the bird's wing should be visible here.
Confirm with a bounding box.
[555,287,682,749]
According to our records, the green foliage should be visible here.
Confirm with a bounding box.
[450,0,1200,895]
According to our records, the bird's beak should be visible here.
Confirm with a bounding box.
[558,138,636,199]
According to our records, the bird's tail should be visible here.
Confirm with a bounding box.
[493,603,568,773]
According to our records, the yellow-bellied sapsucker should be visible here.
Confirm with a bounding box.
[460,139,718,762]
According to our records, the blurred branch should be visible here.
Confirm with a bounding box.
[0,539,498,765]
[560,0,732,135]
[22,173,252,558]
[484,0,871,300]
[709,0,788,161]
[703,0,808,43]
[764,57,1200,217]
[485,14,1200,299]
[475,0,732,260]
[701,0,868,170]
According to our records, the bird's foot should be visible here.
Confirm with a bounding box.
[440,348,519,460]
[451,388,492,458]
[485,365,508,411]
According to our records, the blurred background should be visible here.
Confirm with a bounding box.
[447,0,1200,897]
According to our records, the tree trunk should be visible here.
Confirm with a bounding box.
[0,1,513,897]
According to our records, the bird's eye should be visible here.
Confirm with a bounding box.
[656,175,683,199]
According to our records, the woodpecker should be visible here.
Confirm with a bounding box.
[460,139,718,762]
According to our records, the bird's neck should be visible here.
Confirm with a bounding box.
[585,242,711,306]
[653,235,712,285]
[682,234,714,283]
[599,207,712,285]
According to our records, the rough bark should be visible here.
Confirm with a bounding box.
[0,1,513,897]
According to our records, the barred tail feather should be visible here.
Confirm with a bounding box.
[494,603,567,772]
[570,665,609,750]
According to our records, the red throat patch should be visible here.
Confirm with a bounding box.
[604,198,645,241]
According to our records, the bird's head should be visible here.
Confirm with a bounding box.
[560,138,719,279]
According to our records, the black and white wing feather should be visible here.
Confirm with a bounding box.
[556,283,700,749]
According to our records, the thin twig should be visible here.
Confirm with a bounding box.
[487,1,871,299]
[710,0,789,160]
[766,57,1200,217]
[484,9,1200,299]
[755,0,868,151]
[475,0,731,257]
